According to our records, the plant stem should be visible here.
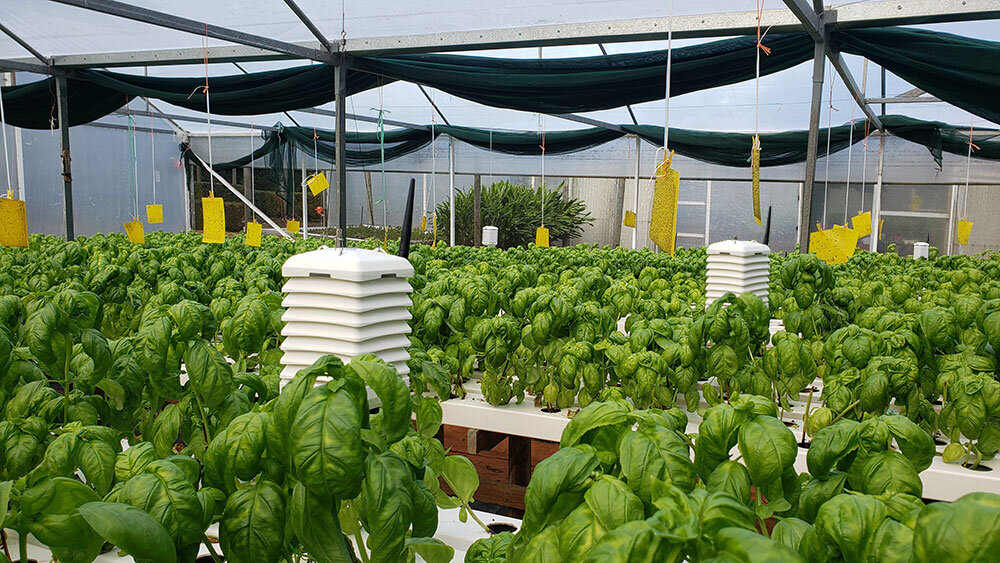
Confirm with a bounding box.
[203,535,223,563]
[1,529,11,562]
[18,529,26,563]
[801,386,814,446]
[353,531,370,563]
[831,399,861,424]
[193,393,213,443]
[464,502,491,533]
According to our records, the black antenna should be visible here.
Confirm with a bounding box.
[399,178,416,258]
[762,205,773,246]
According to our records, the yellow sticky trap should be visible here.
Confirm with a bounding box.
[146,204,163,224]
[851,211,872,238]
[957,218,973,245]
[287,220,300,235]
[0,198,29,247]
[246,221,262,247]
[623,210,636,228]
[813,224,858,265]
[649,153,680,256]
[202,197,226,244]
[306,172,329,196]
[123,219,145,244]
[751,137,762,225]
[432,213,438,248]
[879,219,884,240]
[809,229,830,261]
[535,226,550,247]
[420,215,427,231]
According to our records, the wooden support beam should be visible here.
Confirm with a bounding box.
[466,428,507,454]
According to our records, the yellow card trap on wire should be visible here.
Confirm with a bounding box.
[851,211,872,238]
[957,218,973,245]
[649,153,680,256]
[287,220,301,235]
[123,219,145,244]
[0,197,29,247]
[146,204,163,224]
[535,226,550,247]
[623,210,636,228]
[305,172,329,196]
[245,221,262,247]
[202,197,226,244]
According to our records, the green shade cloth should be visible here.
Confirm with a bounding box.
[2,66,383,129]
[206,115,1000,174]
[355,34,814,114]
[437,125,623,155]
[625,123,863,167]
[4,28,999,130]
[835,28,1000,126]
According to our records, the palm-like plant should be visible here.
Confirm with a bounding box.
[435,181,593,248]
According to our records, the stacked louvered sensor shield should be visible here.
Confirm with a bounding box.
[706,240,771,305]
[279,246,413,385]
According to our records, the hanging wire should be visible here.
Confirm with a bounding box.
[844,109,855,224]
[539,116,546,227]
[964,118,977,219]
[374,82,389,245]
[488,108,494,186]
[0,73,12,198]
[753,0,772,156]
[860,118,869,212]
[191,25,214,196]
[128,112,139,219]
[664,0,673,151]
[430,102,437,246]
[822,62,837,228]
[250,117,256,209]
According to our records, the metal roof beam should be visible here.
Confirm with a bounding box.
[549,113,625,133]
[293,107,431,131]
[782,0,883,131]
[47,0,332,63]
[281,0,334,53]
[0,58,66,74]
[0,22,51,64]
[416,84,450,125]
[14,0,997,67]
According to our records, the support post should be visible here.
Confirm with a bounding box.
[870,132,885,252]
[301,151,308,239]
[633,136,641,250]
[449,136,456,247]
[335,61,348,247]
[364,171,375,226]
[610,178,625,248]
[55,75,74,240]
[473,174,482,246]
[798,41,825,251]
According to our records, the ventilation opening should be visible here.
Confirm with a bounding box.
[309,272,332,278]
[381,273,397,278]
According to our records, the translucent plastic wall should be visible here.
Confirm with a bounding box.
[189,132,999,253]
[2,118,188,237]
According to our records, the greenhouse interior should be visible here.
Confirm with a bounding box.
[1,0,1000,561]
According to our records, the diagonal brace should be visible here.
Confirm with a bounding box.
[782,0,882,130]
[47,0,332,63]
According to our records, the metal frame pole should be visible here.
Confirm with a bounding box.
[300,150,308,239]
[632,135,640,250]
[798,41,825,250]
[55,75,74,240]
[335,61,348,247]
[705,180,712,244]
[870,131,885,252]
[449,135,456,246]
[187,151,292,239]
